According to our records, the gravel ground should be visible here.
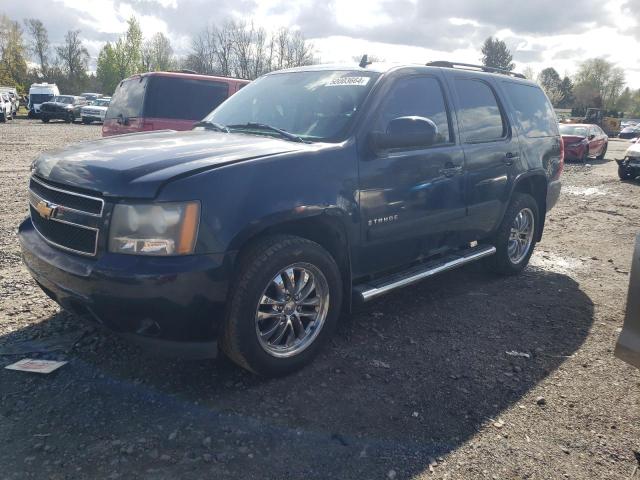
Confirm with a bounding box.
[0,119,639,480]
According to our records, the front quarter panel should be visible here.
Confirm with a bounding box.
[156,142,360,255]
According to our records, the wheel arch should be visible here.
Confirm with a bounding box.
[511,172,548,242]
[228,210,353,312]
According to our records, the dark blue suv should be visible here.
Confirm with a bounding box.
[19,61,563,376]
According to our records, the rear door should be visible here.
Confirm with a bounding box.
[448,75,518,240]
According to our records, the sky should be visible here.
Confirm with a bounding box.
[1,0,640,88]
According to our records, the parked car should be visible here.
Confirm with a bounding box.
[81,97,111,124]
[559,123,608,162]
[615,234,640,369]
[0,93,14,122]
[28,82,59,118]
[19,61,563,376]
[0,87,19,116]
[617,138,640,180]
[40,95,88,123]
[102,71,250,136]
[619,125,640,139]
[80,92,103,103]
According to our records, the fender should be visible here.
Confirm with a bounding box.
[505,169,549,242]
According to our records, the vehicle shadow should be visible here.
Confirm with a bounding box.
[0,266,594,479]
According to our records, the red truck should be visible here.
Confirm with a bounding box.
[103,71,249,136]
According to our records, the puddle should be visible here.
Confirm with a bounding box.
[529,251,585,275]
[562,186,607,197]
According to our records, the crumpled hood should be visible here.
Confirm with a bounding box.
[32,129,310,198]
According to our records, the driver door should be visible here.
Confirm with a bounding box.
[356,75,467,276]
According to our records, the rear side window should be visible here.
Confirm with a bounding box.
[144,77,230,120]
[106,77,147,120]
[454,79,506,143]
[503,82,558,138]
[375,76,451,145]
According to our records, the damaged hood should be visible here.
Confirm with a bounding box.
[32,129,309,198]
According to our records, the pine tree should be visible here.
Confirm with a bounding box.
[480,37,514,71]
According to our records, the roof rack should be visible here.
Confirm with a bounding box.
[426,61,526,79]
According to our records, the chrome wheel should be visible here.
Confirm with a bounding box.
[508,207,535,264]
[255,263,330,358]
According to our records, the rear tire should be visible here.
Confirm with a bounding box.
[619,164,634,180]
[486,193,539,275]
[221,235,343,377]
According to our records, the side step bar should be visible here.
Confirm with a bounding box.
[354,244,496,302]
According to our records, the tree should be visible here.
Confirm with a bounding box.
[558,76,575,109]
[24,18,49,75]
[113,17,143,80]
[480,37,514,71]
[141,32,175,71]
[521,66,536,81]
[96,42,120,94]
[55,29,89,92]
[574,58,625,110]
[186,21,316,79]
[0,14,28,88]
[537,67,563,106]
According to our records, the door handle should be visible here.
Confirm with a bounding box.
[439,165,463,177]
[503,152,519,165]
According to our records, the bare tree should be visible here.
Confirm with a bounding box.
[141,32,174,71]
[186,20,317,80]
[56,30,89,79]
[24,18,49,75]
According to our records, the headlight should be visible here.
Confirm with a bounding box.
[108,201,200,256]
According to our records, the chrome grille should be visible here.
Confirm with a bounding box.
[28,176,104,256]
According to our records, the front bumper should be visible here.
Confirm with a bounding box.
[82,114,105,122]
[564,144,587,160]
[19,218,231,357]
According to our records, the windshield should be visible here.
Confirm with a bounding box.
[52,96,74,104]
[30,93,53,104]
[92,99,110,107]
[559,124,589,136]
[204,70,381,142]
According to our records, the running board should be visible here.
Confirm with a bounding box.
[354,245,496,302]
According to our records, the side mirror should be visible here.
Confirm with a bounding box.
[369,116,438,151]
[588,134,595,140]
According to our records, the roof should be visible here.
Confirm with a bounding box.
[123,71,250,84]
[267,62,532,82]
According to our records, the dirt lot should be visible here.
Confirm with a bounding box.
[0,119,639,480]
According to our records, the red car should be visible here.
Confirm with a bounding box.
[103,71,249,136]
[559,123,608,162]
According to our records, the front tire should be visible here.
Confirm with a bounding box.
[487,193,539,275]
[221,235,343,376]
[41,116,49,123]
[596,143,607,160]
[82,118,91,124]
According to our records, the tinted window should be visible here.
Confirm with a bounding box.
[503,82,558,138]
[145,77,229,120]
[105,77,147,120]
[455,79,506,142]
[375,76,450,145]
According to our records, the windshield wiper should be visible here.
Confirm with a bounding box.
[192,120,230,132]
[226,122,306,143]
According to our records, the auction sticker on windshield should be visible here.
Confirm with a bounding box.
[326,76,371,87]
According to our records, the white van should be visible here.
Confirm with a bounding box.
[28,83,60,117]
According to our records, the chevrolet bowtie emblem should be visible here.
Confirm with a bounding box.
[35,200,58,220]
